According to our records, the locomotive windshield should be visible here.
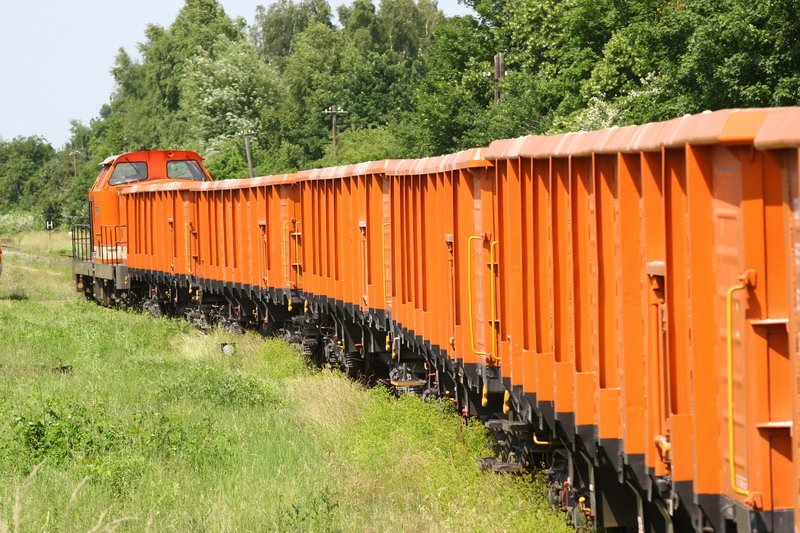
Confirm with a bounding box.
[108,162,148,185]
[167,160,207,181]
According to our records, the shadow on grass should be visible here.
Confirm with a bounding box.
[0,291,28,301]
[0,364,72,374]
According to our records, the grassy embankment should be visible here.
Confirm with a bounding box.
[0,230,570,531]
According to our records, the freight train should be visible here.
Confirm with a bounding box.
[71,108,800,532]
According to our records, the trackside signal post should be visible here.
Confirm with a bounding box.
[46,219,54,253]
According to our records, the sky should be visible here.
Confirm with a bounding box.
[0,0,473,149]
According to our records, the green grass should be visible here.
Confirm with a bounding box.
[0,231,570,532]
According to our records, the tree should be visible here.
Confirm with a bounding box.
[182,36,285,156]
[250,0,332,65]
[338,0,381,52]
[99,0,243,153]
[410,15,494,155]
[378,0,442,58]
[678,0,800,110]
[281,22,362,161]
[315,125,409,167]
[140,0,243,112]
[0,137,55,207]
[6,0,800,222]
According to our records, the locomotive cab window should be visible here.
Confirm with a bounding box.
[167,160,206,181]
[108,162,148,185]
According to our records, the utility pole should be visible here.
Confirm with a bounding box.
[70,150,80,178]
[241,131,255,179]
[493,52,505,103]
[323,105,347,158]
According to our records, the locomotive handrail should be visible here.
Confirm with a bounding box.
[382,222,391,304]
[71,224,92,261]
[726,279,750,498]
[96,224,127,264]
[114,224,127,247]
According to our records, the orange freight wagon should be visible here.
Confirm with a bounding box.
[71,108,800,532]
[484,107,799,531]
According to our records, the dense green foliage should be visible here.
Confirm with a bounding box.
[0,232,570,531]
[1,0,798,224]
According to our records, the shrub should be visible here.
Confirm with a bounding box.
[158,365,276,407]
[7,400,123,467]
[0,212,38,235]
